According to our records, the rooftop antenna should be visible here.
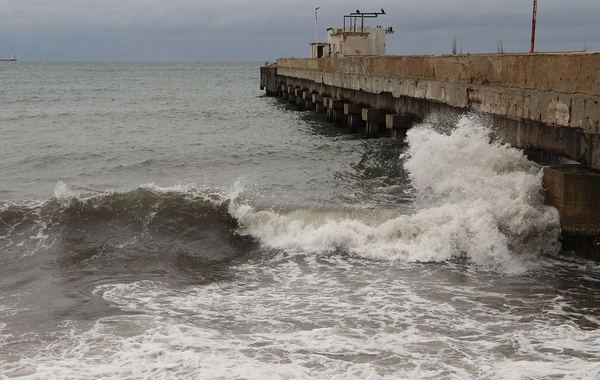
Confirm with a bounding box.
[344,10,386,32]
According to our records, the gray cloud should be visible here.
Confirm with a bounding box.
[0,0,598,61]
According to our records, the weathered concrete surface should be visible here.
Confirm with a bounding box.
[259,65,278,95]
[544,166,600,229]
[344,103,362,115]
[266,53,600,169]
[544,165,600,259]
[276,54,600,131]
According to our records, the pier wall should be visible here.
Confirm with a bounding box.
[260,53,600,258]
[265,53,600,169]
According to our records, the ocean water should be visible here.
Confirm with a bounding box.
[1,61,600,379]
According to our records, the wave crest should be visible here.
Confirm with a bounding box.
[230,115,561,272]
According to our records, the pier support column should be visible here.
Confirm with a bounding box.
[386,114,414,139]
[313,94,325,113]
[322,97,332,119]
[362,108,386,138]
[287,86,296,104]
[328,99,347,127]
[303,92,315,111]
[344,104,365,134]
[281,85,289,99]
[543,165,600,259]
[294,89,306,110]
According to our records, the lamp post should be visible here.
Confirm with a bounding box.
[530,0,537,53]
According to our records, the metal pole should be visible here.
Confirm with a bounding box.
[314,7,320,57]
[530,0,537,53]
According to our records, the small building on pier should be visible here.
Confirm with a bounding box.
[327,26,393,57]
[310,10,394,58]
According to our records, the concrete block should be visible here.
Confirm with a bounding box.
[328,99,345,110]
[312,94,323,104]
[386,114,413,129]
[362,108,385,122]
[543,165,600,230]
[344,103,362,115]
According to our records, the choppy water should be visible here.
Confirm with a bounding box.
[1,61,599,379]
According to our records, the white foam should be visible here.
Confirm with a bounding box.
[5,256,598,379]
[53,180,113,207]
[229,115,560,272]
[52,179,247,210]
[139,178,247,206]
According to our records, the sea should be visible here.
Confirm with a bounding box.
[1,61,600,379]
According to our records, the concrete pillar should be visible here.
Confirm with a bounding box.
[313,94,325,113]
[294,89,306,110]
[543,165,600,228]
[362,108,386,138]
[287,86,296,103]
[303,92,315,110]
[328,99,346,126]
[386,114,413,139]
[322,96,332,119]
[543,165,600,259]
[344,103,365,133]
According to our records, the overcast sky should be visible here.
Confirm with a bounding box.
[0,0,598,61]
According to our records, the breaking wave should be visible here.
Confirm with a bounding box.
[229,115,561,272]
[1,116,562,273]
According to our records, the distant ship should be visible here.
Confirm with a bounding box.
[0,55,17,62]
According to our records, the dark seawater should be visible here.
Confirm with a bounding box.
[1,62,600,379]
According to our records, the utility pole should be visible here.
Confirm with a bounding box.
[315,7,320,49]
[530,0,537,53]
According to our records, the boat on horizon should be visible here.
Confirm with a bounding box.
[0,55,17,62]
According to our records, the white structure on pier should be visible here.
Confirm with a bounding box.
[310,10,394,58]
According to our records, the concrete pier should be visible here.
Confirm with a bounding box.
[313,94,325,112]
[287,85,296,104]
[544,165,600,259]
[303,92,315,110]
[328,98,346,126]
[362,108,386,138]
[260,53,600,258]
[294,88,306,110]
[344,104,364,133]
[387,114,414,139]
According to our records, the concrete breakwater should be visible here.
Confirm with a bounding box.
[260,53,600,259]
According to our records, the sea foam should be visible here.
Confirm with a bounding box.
[230,115,561,272]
